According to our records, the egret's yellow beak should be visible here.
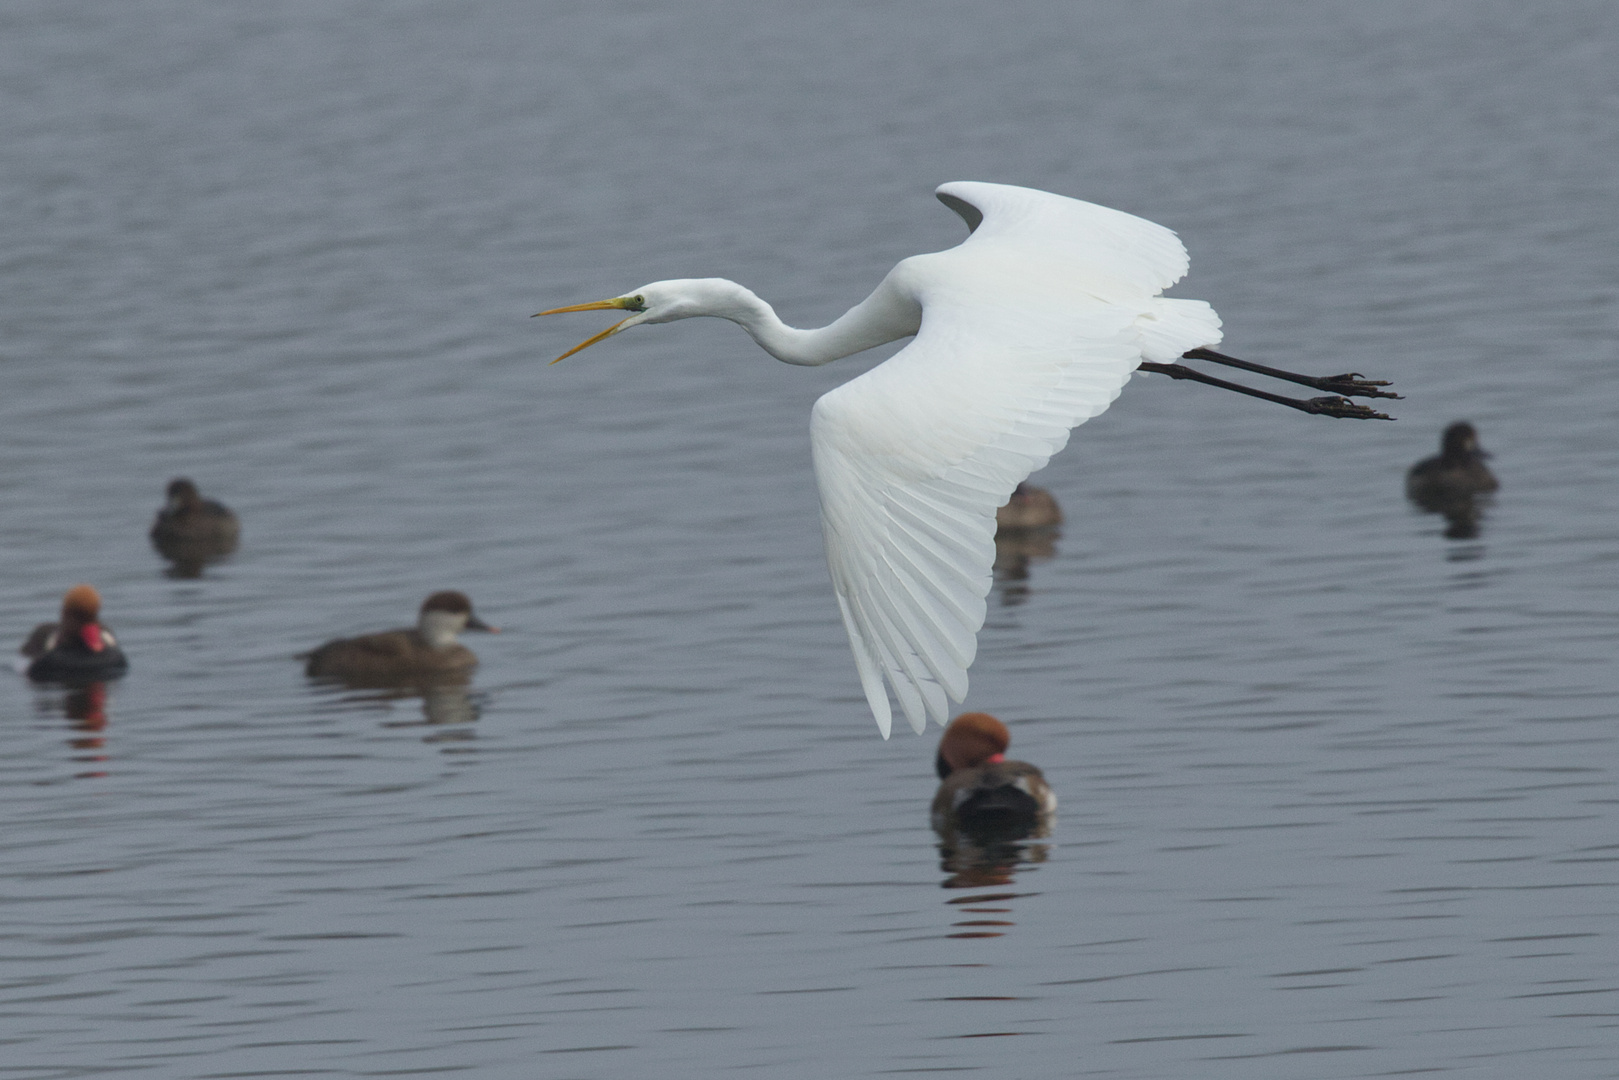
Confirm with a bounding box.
[532,297,640,364]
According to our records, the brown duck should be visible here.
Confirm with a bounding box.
[303,591,497,685]
[994,482,1062,532]
[150,478,241,550]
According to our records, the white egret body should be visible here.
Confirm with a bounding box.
[539,182,1226,737]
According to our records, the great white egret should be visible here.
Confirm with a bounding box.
[536,182,1397,737]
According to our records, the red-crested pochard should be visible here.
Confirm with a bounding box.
[21,585,130,682]
[932,712,1055,833]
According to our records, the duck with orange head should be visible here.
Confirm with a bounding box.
[20,585,130,683]
[931,712,1055,837]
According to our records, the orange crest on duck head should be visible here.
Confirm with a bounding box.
[61,584,102,621]
[938,712,1012,774]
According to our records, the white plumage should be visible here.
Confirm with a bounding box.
[536,182,1224,736]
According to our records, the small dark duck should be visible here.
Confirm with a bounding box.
[150,477,240,571]
[995,482,1062,532]
[1406,421,1498,507]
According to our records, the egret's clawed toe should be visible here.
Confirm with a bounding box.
[1313,373,1402,400]
[1304,396,1394,420]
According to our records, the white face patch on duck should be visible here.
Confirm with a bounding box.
[418,609,468,649]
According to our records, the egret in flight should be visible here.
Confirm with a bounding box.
[536,182,1397,737]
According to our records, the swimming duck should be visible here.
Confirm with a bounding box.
[1406,421,1498,507]
[931,712,1055,835]
[150,478,240,570]
[994,482,1062,532]
[20,585,130,682]
[303,591,497,685]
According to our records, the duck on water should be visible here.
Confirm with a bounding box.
[1406,421,1498,539]
[303,591,497,686]
[1406,421,1497,505]
[150,478,240,573]
[994,482,1061,533]
[20,585,129,683]
[932,712,1055,838]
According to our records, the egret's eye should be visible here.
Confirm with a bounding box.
[630,294,646,310]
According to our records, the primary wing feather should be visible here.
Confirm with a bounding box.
[810,182,1216,736]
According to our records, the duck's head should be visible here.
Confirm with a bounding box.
[1441,421,1485,460]
[417,591,498,647]
[164,477,203,512]
[935,712,1012,780]
[60,584,107,652]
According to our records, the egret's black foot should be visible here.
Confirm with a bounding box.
[1305,396,1395,420]
[1181,348,1401,401]
[1311,373,1402,400]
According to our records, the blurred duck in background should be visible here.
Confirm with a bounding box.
[303,591,497,686]
[994,482,1062,532]
[992,483,1062,598]
[149,477,240,575]
[20,585,129,683]
[1406,421,1498,540]
[931,712,1055,839]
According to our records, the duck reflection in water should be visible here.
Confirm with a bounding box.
[31,682,112,778]
[348,675,486,736]
[933,713,1054,904]
[1406,421,1498,540]
[149,478,240,578]
[993,483,1062,604]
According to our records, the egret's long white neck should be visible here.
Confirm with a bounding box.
[675,277,922,367]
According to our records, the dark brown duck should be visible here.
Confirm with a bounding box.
[303,591,497,685]
[994,482,1062,532]
[1406,421,1498,506]
[150,477,240,563]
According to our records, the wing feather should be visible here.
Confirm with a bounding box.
[811,182,1218,734]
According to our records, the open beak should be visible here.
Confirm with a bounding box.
[532,297,639,364]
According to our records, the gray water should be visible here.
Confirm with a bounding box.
[3,1,1618,1076]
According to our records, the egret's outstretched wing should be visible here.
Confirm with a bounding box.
[810,182,1221,736]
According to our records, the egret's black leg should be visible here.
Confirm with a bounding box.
[1138,362,1395,420]
[1182,346,1402,401]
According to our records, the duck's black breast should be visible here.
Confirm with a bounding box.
[932,760,1056,835]
[25,632,129,683]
